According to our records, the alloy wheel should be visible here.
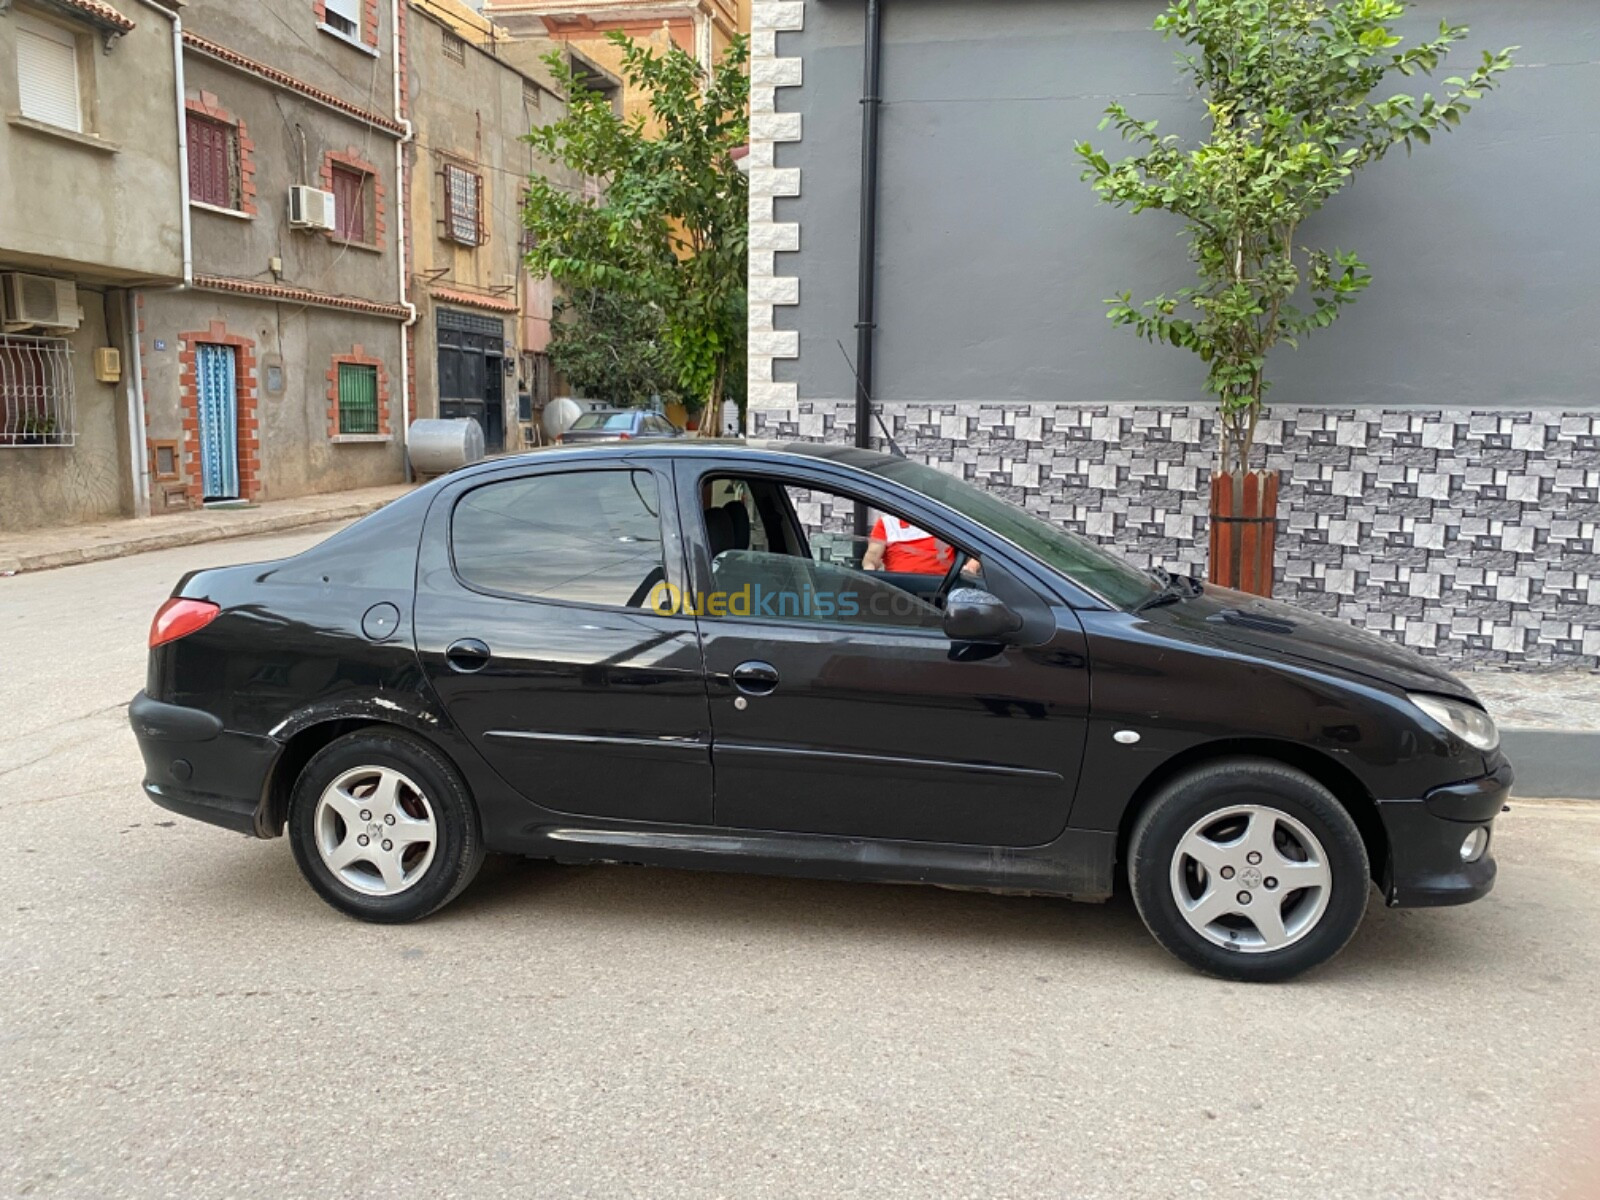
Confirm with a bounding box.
[313,765,438,897]
[1168,804,1333,953]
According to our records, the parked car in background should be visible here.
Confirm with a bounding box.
[556,409,683,443]
[129,441,1509,983]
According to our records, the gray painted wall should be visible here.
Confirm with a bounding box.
[774,0,1600,411]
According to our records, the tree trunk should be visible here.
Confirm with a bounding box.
[1208,469,1279,597]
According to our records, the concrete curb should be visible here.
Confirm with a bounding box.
[1501,728,1600,800]
[0,499,390,576]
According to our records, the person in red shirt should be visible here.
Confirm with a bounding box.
[862,514,957,574]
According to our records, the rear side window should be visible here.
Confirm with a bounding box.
[569,412,634,431]
[452,470,664,607]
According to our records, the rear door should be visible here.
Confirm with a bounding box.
[414,458,712,826]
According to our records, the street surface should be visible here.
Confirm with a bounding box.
[3,526,1600,1198]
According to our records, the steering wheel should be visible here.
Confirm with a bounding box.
[933,550,972,611]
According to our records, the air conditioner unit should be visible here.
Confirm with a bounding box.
[289,185,337,231]
[1,273,80,332]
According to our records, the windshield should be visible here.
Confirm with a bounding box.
[570,412,634,431]
[861,457,1160,610]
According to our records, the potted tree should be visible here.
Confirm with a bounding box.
[1077,1,1513,595]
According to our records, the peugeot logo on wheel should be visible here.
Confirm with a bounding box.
[1240,866,1263,889]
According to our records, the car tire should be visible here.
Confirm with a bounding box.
[288,728,485,924]
[1127,758,1369,983]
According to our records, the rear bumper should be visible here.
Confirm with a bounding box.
[129,691,278,837]
[1378,762,1512,908]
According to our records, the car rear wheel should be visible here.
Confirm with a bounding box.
[1127,759,1369,982]
[288,729,484,923]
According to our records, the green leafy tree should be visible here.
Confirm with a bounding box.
[1076,1,1514,474]
[546,288,681,408]
[524,33,749,421]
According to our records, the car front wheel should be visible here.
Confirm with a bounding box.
[1127,759,1370,982]
[288,729,485,923]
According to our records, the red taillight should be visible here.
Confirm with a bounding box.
[149,598,220,648]
[616,432,631,439]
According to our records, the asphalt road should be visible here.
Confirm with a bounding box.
[3,527,1600,1199]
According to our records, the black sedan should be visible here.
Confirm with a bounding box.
[130,441,1509,981]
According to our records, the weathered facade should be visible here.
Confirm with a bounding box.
[405,0,571,452]
[138,0,409,511]
[750,0,1600,668]
[487,0,750,102]
[0,0,183,532]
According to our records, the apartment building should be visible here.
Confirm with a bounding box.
[0,0,184,531]
[135,0,411,511]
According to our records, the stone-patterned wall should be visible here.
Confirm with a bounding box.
[753,401,1600,670]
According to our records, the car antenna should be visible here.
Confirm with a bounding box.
[836,339,905,458]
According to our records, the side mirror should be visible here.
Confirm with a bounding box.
[943,589,1023,643]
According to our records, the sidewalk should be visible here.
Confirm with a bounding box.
[1464,668,1600,800]
[0,483,412,575]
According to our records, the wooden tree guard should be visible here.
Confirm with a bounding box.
[1208,470,1280,597]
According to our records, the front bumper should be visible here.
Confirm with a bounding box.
[129,691,278,837]
[1377,761,1512,908]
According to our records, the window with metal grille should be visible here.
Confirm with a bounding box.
[442,30,465,63]
[337,363,380,435]
[0,335,75,447]
[444,164,483,245]
[522,78,541,109]
[187,113,238,209]
[330,164,370,243]
[322,0,361,39]
[16,13,82,133]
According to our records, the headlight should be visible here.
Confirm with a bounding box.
[1408,693,1500,752]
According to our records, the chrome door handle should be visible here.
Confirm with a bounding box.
[445,638,491,673]
[731,660,779,697]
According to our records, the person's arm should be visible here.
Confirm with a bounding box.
[862,519,888,571]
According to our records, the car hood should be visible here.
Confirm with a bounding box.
[1142,584,1480,703]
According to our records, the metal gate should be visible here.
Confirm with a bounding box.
[196,343,239,500]
[437,308,506,453]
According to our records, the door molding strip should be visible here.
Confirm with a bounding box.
[485,729,709,752]
[716,742,1062,782]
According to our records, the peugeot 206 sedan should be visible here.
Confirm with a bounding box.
[130,442,1510,981]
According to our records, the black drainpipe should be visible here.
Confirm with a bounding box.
[853,0,884,537]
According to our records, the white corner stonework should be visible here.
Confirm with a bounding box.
[747,0,805,414]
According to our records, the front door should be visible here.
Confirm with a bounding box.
[676,459,1091,848]
[414,460,712,827]
[195,343,239,500]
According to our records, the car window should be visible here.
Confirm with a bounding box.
[452,470,664,607]
[696,474,973,631]
[569,412,634,431]
[855,458,1158,608]
[710,551,943,631]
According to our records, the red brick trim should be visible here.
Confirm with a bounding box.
[311,0,379,48]
[177,321,261,504]
[50,0,135,35]
[326,345,393,438]
[430,285,518,315]
[320,148,386,248]
[185,95,258,216]
[192,274,410,321]
[183,31,405,137]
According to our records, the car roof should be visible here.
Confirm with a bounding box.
[457,438,900,477]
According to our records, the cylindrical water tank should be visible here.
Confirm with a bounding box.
[543,396,586,441]
[408,418,485,476]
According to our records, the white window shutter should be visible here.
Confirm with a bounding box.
[324,0,362,26]
[16,15,82,133]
